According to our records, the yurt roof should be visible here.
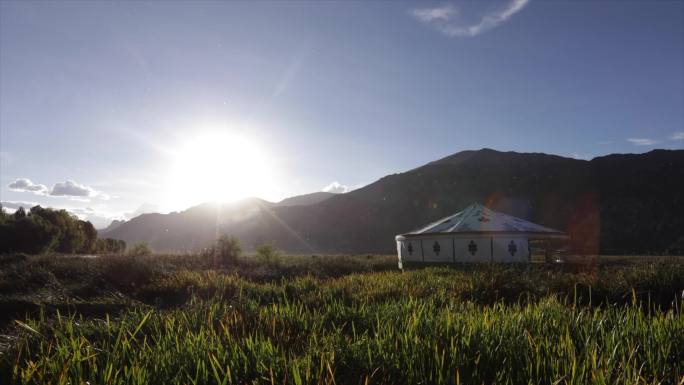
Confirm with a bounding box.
[398,203,565,238]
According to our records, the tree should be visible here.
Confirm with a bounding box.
[215,235,241,265]
[0,205,123,256]
[96,238,106,253]
[29,206,84,253]
[80,220,98,253]
[6,215,60,254]
[13,207,26,219]
[97,238,126,254]
[0,206,60,254]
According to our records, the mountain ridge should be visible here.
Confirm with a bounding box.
[102,148,684,254]
[275,191,337,207]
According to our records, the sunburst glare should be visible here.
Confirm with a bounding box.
[164,132,273,209]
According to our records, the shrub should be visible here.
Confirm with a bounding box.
[128,242,153,257]
[215,235,241,265]
[255,244,280,264]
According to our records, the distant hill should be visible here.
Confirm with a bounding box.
[275,191,337,207]
[101,149,684,254]
[101,219,124,233]
[99,192,335,234]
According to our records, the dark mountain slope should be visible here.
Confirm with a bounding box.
[271,149,597,253]
[103,149,684,254]
[591,150,684,254]
[275,192,336,207]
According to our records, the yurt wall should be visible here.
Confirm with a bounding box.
[453,236,491,262]
[492,236,529,262]
[422,238,454,262]
[398,235,531,264]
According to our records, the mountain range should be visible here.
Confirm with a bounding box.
[100,148,684,255]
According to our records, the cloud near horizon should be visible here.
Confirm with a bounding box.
[627,138,659,146]
[322,181,351,194]
[1,200,41,212]
[409,0,530,38]
[671,131,684,141]
[1,200,121,229]
[8,178,108,200]
[321,181,367,194]
[67,206,121,229]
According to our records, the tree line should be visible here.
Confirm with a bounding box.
[0,205,126,254]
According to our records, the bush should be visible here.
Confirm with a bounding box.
[128,242,153,257]
[215,235,241,265]
[255,244,280,264]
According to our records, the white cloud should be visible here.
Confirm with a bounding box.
[8,177,108,200]
[322,181,350,193]
[321,181,367,194]
[627,138,659,146]
[50,180,97,197]
[409,0,530,38]
[410,4,457,22]
[8,178,49,194]
[671,131,684,141]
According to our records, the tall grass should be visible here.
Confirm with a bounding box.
[2,267,683,384]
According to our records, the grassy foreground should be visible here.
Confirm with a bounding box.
[0,254,683,384]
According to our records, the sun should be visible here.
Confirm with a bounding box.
[165,132,273,208]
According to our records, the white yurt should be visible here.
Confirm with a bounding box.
[395,203,567,267]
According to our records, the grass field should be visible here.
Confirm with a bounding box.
[1,254,683,384]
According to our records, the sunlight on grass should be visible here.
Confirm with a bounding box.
[2,259,683,384]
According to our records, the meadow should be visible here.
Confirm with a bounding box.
[0,253,683,384]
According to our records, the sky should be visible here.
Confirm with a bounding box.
[1,0,683,228]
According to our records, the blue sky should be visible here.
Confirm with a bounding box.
[1,0,682,227]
